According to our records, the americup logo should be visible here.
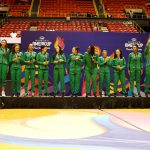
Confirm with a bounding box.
[32,36,52,50]
[125,38,143,51]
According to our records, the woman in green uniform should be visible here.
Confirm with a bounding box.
[67,47,83,97]
[128,44,143,97]
[51,46,66,97]
[0,39,10,96]
[9,44,23,97]
[112,49,127,97]
[98,50,111,97]
[144,42,150,97]
[83,45,98,97]
[36,45,49,96]
[24,43,37,97]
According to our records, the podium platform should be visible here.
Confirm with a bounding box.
[1,96,150,108]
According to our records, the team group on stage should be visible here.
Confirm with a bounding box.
[0,39,150,97]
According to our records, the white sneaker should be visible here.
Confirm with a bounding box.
[1,91,6,97]
[24,93,28,97]
[0,102,5,108]
[32,92,34,97]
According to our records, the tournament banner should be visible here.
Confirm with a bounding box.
[21,31,150,96]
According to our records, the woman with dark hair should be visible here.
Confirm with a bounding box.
[128,44,143,97]
[0,39,10,96]
[112,49,127,97]
[51,46,66,97]
[98,49,111,97]
[67,46,83,97]
[24,43,37,97]
[9,44,23,97]
[144,42,150,97]
[36,45,49,96]
[83,45,98,97]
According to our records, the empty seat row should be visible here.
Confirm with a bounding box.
[0,20,138,37]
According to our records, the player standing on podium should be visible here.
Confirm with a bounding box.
[144,41,150,97]
[0,39,10,97]
[51,46,66,97]
[67,47,83,97]
[9,44,23,97]
[98,49,111,97]
[128,44,143,97]
[24,43,37,97]
[112,49,127,97]
[36,45,49,96]
[83,45,98,97]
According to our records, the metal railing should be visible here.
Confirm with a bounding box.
[131,20,145,33]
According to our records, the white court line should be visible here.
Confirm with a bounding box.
[100,109,150,134]
[73,138,150,144]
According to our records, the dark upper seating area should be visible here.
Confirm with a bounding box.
[103,0,150,18]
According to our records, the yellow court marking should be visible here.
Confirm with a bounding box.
[0,109,106,139]
[0,109,59,120]
[0,143,79,150]
[0,109,105,121]
[0,109,105,150]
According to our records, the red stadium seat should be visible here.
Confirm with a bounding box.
[0,20,138,37]
[39,0,96,18]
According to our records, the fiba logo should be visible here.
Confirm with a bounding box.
[131,38,136,42]
[125,38,143,51]
[39,36,45,40]
[32,36,52,50]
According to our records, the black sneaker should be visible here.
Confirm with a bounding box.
[48,93,52,97]
[99,93,102,97]
[44,93,47,96]
[11,93,15,97]
[94,93,97,97]
[75,94,78,97]
[71,94,74,97]
[145,93,148,97]
[86,93,90,98]
[16,93,20,97]
[114,93,117,97]
[138,92,141,97]
[132,93,135,97]
[54,94,56,98]
[62,92,65,97]
[39,94,42,97]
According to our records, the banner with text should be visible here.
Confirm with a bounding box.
[21,31,150,96]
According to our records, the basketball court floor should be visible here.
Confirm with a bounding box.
[0,109,150,150]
